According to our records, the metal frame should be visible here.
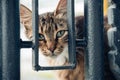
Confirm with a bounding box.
[20,0,78,71]
[30,0,77,71]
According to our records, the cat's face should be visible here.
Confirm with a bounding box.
[38,13,68,57]
[20,0,67,58]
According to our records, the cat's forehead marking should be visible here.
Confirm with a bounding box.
[39,12,67,34]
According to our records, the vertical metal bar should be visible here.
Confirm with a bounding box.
[0,0,20,80]
[0,1,2,79]
[67,0,76,66]
[84,0,104,80]
[20,40,33,48]
[32,0,39,71]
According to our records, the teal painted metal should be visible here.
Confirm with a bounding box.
[1,0,117,80]
[84,0,104,80]
[32,0,39,71]
[0,0,20,80]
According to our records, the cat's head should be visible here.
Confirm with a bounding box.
[20,0,68,57]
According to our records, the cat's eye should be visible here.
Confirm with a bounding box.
[56,30,65,38]
[39,34,45,41]
[59,23,63,26]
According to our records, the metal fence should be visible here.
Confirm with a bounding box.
[0,0,120,80]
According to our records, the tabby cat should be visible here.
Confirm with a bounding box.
[20,0,113,80]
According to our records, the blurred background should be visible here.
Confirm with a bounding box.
[20,0,84,80]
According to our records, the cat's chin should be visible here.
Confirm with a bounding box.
[46,54,68,66]
[39,46,69,66]
[46,53,61,59]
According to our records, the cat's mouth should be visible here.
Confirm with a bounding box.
[42,51,60,57]
[50,52,60,57]
[40,48,63,57]
[50,53,57,58]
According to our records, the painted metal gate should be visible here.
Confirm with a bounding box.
[0,0,120,80]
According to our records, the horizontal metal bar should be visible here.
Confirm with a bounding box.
[20,39,87,48]
[34,64,76,71]
[20,40,32,48]
[76,39,87,47]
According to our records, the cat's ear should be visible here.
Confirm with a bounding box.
[54,0,67,19]
[20,4,32,39]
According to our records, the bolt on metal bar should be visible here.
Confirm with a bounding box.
[32,0,39,71]
[84,0,104,80]
[0,0,20,80]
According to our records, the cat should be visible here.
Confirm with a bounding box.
[20,0,114,80]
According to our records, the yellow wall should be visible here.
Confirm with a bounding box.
[104,0,108,16]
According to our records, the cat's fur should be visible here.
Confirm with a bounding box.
[20,0,114,80]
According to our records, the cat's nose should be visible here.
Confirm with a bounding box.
[48,47,55,53]
[47,42,55,52]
